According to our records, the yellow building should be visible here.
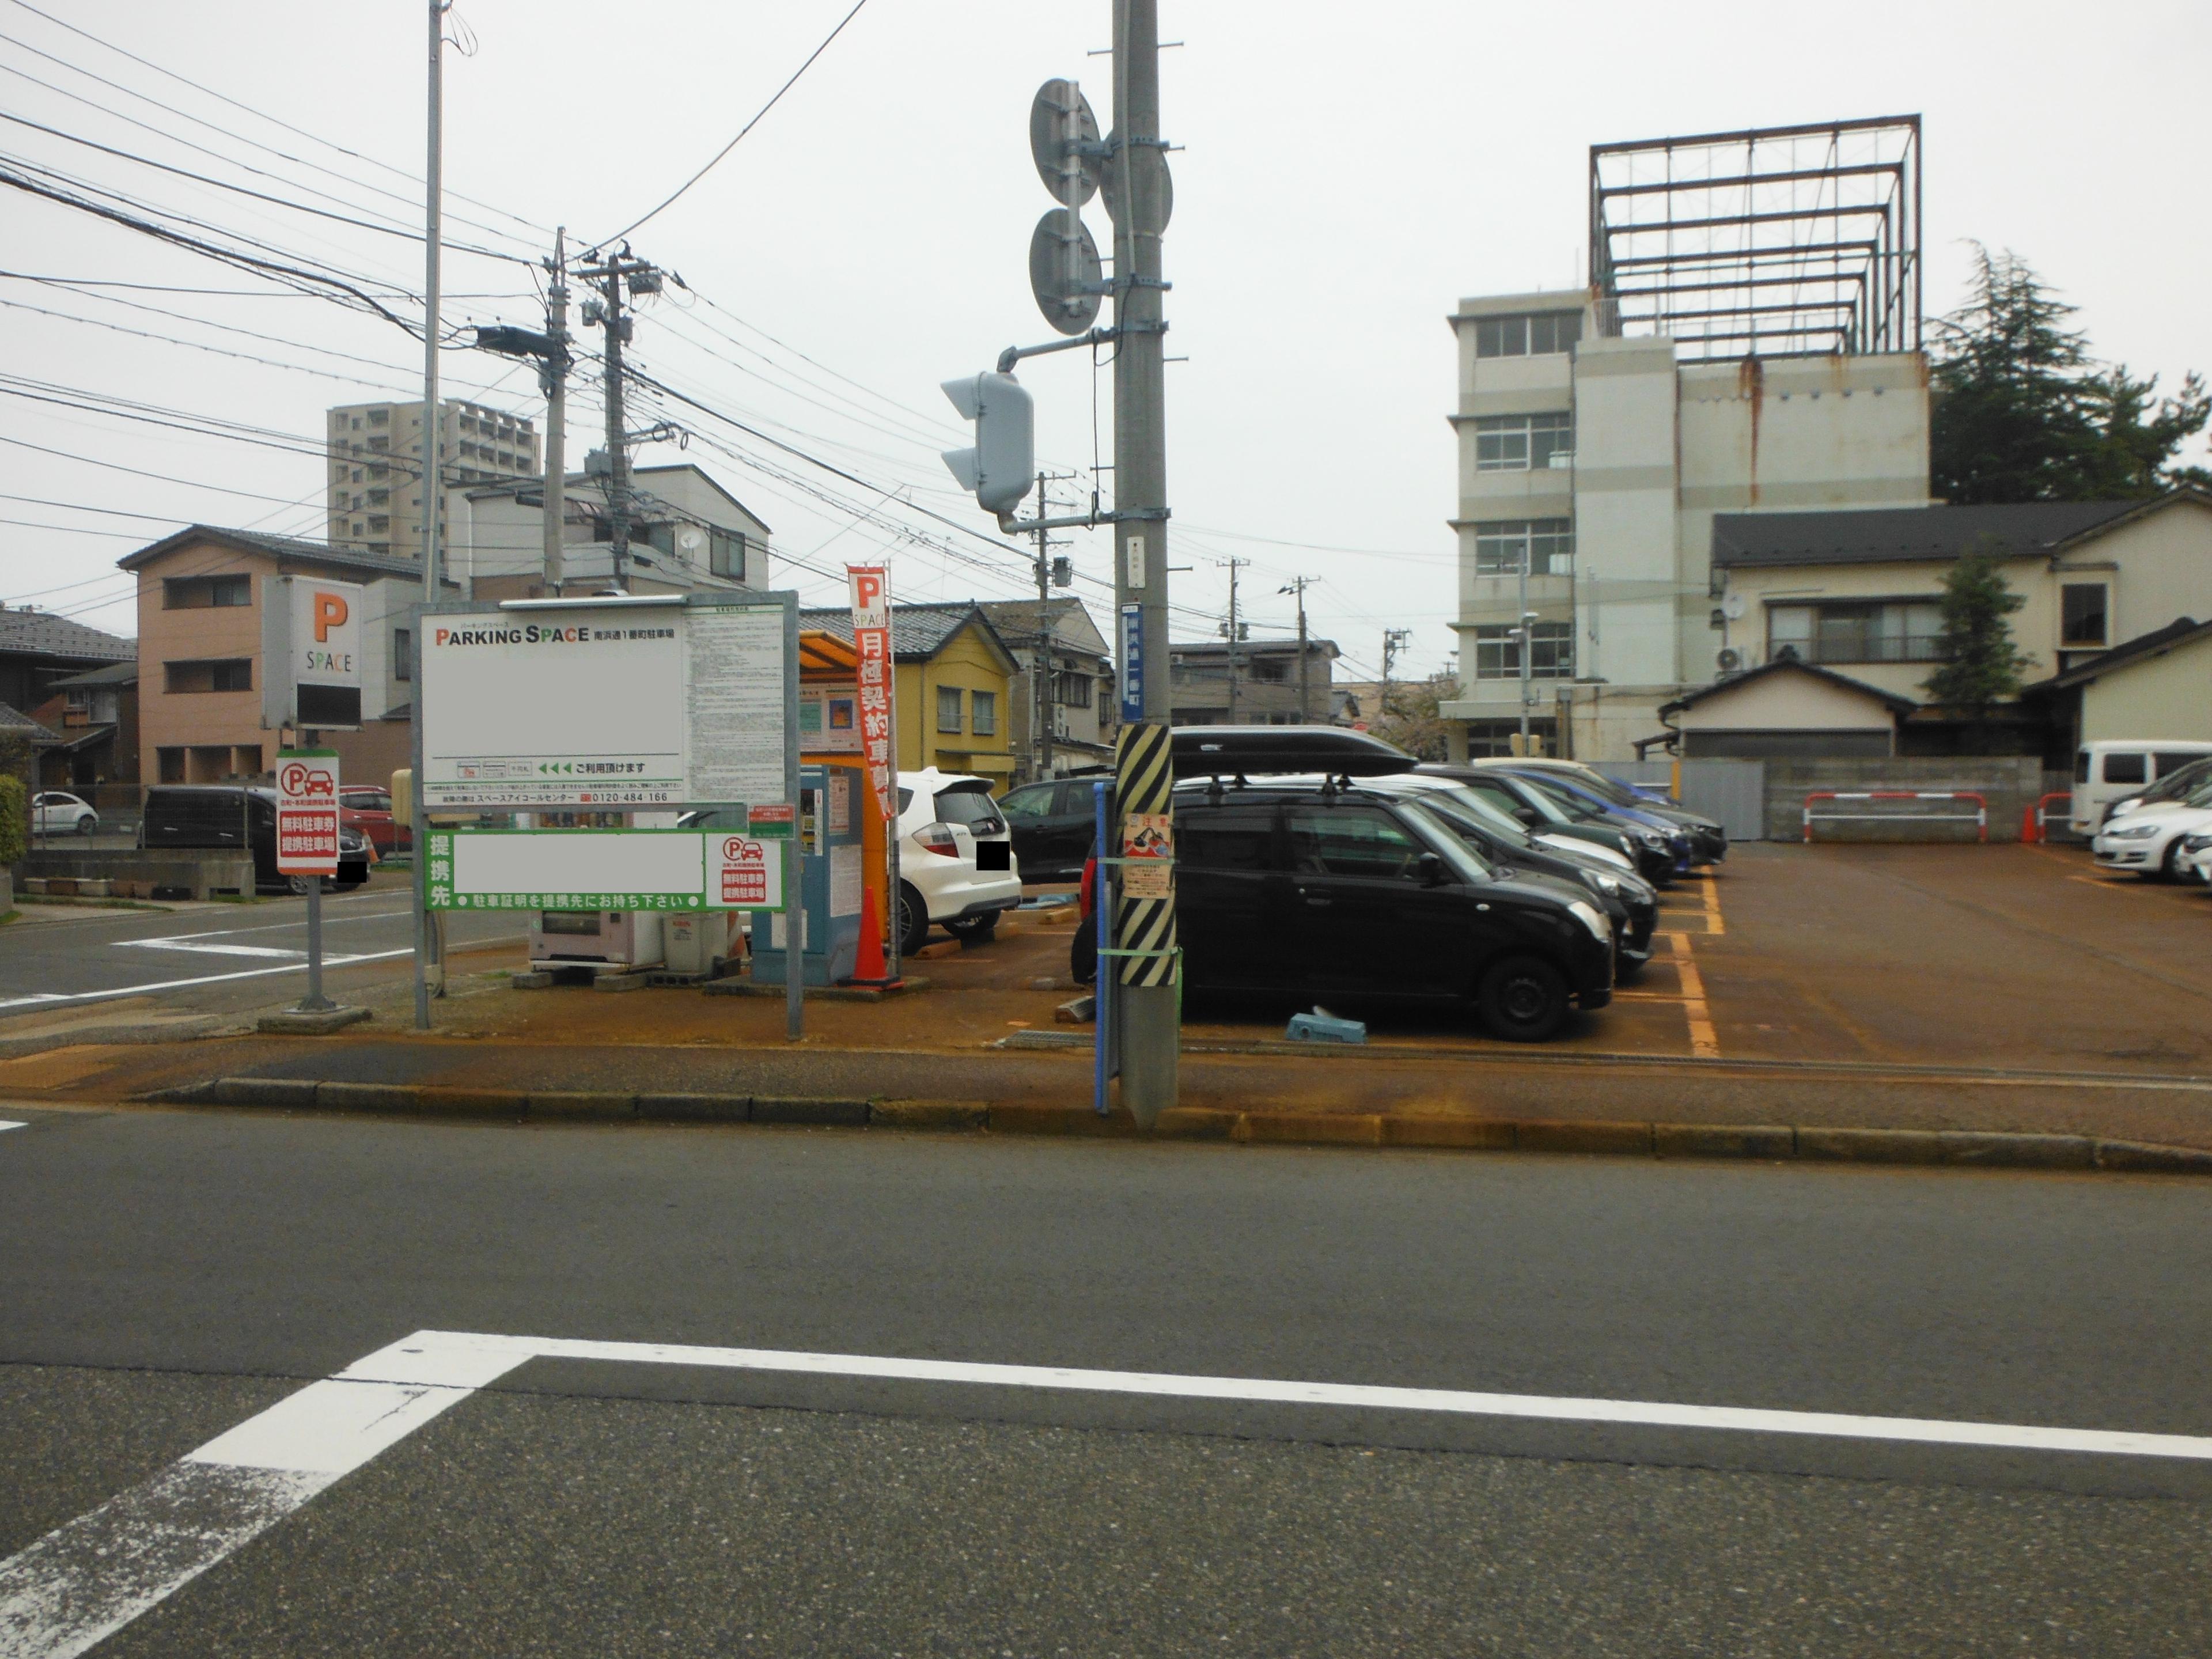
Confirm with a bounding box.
[800,602,1019,784]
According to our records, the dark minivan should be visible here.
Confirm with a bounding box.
[1172,775,1613,1041]
[142,785,372,893]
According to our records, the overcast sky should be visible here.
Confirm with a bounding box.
[6,1,2209,686]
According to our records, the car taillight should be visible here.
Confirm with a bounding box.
[914,823,960,857]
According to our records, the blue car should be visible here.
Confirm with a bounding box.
[1500,769,1696,879]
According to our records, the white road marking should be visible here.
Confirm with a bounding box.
[115,939,392,963]
[3,1325,2209,1657]
[0,952,412,1013]
[0,1121,23,1132]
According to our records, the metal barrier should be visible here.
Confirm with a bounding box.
[1802,791,1989,844]
[2022,791,2073,844]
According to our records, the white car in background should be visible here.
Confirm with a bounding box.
[895,768,1022,955]
[2090,786,2212,880]
[31,790,98,835]
[2177,831,2212,887]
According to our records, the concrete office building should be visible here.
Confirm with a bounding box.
[1441,118,1931,761]
[326,399,540,562]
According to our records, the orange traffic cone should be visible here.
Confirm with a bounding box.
[846,880,900,988]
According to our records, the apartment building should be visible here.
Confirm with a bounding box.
[1168,638,1340,727]
[449,464,772,601]
[325,399,540,561]
[1441,118,1932,761]
[974,597,1116,781]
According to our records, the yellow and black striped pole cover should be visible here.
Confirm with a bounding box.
[1113,721,1177,987]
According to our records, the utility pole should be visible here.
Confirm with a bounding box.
[1219,555,1249,723]
[1112,0,1176,1127]
[408,0,445,1033]
[1279,576,1312,723]
[543,227,567,592]
[1033,468,1051,782]
[576,247,660,593]
[1517,542,1535,749]
[1382,627,1412,729]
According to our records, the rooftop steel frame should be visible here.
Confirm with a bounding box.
[1589,115,1921,362]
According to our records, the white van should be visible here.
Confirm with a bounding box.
[2071,741,2212,834]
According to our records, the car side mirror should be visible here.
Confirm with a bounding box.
[1513,806,1540,826]
[1415,851,1447,886]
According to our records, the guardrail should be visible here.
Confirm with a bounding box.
[1802,791,1989,844]
[2021,791,2073,844]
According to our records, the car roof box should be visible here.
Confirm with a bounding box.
[1171,725,1416,779]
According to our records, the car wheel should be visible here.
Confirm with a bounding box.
[2158,840,2183,882]
[1478,955,1571,1043]
[76,814,96,835]
[896,880,930,957]
[945,912,998,941]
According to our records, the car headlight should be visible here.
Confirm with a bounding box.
[2105,823,2161,839]
[1634,827,1668,849]
[1586,872,1623,897]
[1566,900,1611,943]
[2182,833,2212,853]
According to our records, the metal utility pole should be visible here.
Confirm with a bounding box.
[1382,627,1412,729]
[577,247,659,593]
[408,0,446,1033]
[1111,0,1176,1127]
[1220,556,1249,723]
[543,227,567,592]
[1280,576,1312,723]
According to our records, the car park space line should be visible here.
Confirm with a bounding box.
[9,1324,2212,1659]
[1665,932,1720,1058]
[0,1120,23,1132]
[0,952,415,1014]
[1698,876,1726,936]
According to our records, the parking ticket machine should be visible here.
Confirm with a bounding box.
[750,763,866,986]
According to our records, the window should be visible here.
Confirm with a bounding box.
[1473,518,1574,575]
[367,408,388,425]
[1472,622,1574,679]
[1249,657,1288,684]
[162,574,252,609]
[710,529,747,581]
[998,786,1052,822]
[1052,669,1092,708]
[2103,752,2147,785]
[164,659,252,694]
[2061,582,2109,647]
[1474,412,1573,472]
[1180,802,1279,872]
[1474,311,1583,358]
[1284,804,1424,880]
[1767,601,1943,664]
[393,628,412,683]
[971,690,997,736]
[937,685,963,733]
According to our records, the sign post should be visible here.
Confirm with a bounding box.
[848,566,900,982]
[276,748,341,1013]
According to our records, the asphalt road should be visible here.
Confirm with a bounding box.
[0,880,520,1019]
[3,1105,2210,1654]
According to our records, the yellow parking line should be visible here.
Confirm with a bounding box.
[1700,876,1726,936]
[1664,931,1720,1059]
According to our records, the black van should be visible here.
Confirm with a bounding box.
[141,785,372,893]
[1171,775,1613,1041]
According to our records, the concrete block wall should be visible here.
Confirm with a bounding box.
[1763,756,2046,843]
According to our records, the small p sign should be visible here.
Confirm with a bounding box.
[708,831,783,911]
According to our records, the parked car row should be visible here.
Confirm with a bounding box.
[1033,729,1725,1043]
[2090,762,2212,882]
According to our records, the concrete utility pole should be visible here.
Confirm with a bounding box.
[1032,469,1052,783]
[1382,627,1412,730]
[408,0,446,1033]
[1220,556,1248,723]
[577,247,658,593]
[1111,0,1176,1125]
[543,227,567,593]
[1518,543,1535,749]
[1280,576,1312,723]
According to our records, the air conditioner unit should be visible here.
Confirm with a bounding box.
[1717,647,1743,674]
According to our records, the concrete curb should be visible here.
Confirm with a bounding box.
[133,1078,2212,1176]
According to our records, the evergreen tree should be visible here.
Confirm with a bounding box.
[1930,246,2210,502]
[1922,539,2032,709]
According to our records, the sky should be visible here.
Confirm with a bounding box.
[5,0,2210,689]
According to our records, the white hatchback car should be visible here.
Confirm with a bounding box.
[895,768,1023,955]
[2179,830,2212,887]
[31,790,99,835]
[2091,789,2212,880]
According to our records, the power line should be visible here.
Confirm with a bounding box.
[602,0,872,243]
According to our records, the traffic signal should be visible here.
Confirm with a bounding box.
[941,372,1035,516]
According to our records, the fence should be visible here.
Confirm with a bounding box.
[1802,791,1988,844]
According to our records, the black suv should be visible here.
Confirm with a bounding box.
[142,785,372,893]
[1172,775,1614,1041]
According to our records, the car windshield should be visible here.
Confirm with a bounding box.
[1399,801,1493,883]
[1517,774,1609,823]
[1408,785,1531,846]
[2146,759,2212,802]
